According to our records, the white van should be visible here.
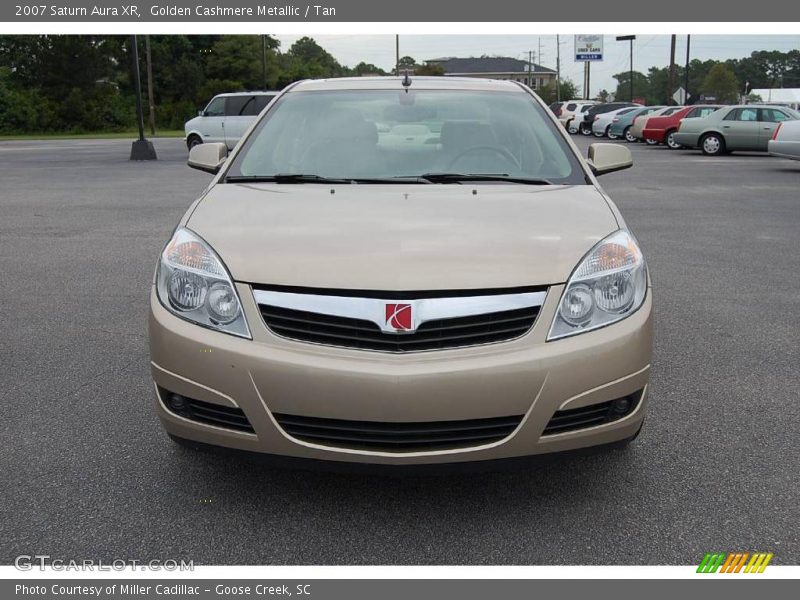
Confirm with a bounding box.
[184,92,279,150]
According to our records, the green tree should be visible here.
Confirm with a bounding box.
[352,62,387,76]
[536,79,578,104]
[415,63,445,76]
[701,63,740,103]
[612,70,650,102]
[287,37,345,78]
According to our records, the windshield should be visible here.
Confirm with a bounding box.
[226,89,586,185]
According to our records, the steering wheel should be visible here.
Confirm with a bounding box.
[447,145,521,171]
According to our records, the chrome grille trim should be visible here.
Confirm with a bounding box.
[252,289,546,334]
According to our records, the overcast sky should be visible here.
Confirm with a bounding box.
[274,34,800,96]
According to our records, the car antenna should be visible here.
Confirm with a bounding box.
[402,70,412,91]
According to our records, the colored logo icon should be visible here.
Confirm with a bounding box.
[697,552,773,573]
[385,303,413,331]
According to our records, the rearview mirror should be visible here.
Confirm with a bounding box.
[187,142,228,174]
[587,143,633,176]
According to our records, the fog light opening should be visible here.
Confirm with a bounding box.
[167,393,188,414]
[611,396,632,415]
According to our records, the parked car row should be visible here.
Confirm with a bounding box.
[551,99,800,158]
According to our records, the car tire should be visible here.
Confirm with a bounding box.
[186,135,203,150]
[579,123,592,136]
[701,133,726,156]
[624,127,637,143]
[567,121,579,135]
[607,128,620,140]
[593,128,605,138]
[665,130,682,150]
[645,138,659,146]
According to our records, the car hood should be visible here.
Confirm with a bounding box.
[184,116,201,131]
[186,183,619,290]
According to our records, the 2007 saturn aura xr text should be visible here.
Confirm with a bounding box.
[148,76,653,466]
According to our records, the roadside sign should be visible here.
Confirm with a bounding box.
[575,35,603,62]
[672,86,686,105]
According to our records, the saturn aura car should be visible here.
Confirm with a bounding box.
[149,76,653,466]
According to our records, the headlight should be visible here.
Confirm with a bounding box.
[548,230,647,341]
[156,227,251,338]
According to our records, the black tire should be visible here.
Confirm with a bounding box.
[624,126,637,143]
[700,132,726,156]
[607,127,620,140]
[665,130,682,150]
[186,135,203,150]
[645,138,659,146]
[579,122,593,136]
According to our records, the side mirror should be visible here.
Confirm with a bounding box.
[187,142,228,174]
[587,143,633,176]
[197,110,205,117]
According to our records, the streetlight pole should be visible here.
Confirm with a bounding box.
[261,34,267,89]
[615,35,636,102]
[145,35,156,135]
[129,35,157,160]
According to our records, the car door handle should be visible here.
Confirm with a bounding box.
[722,125,730,129]
[763,126,772,130]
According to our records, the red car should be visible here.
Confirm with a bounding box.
[642,105,722,149]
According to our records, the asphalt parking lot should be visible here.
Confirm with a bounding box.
[1,136,798,565]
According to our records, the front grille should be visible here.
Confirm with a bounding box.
[160,387,254,433]
[259,305,539,352]
[273,413,524,452]
[541,390,642,436]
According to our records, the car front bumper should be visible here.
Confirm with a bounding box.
[149,283,653,465]
[768,139,800,160]
[673,132,700,148]
[642,128,666,143]
[608,124,626,137]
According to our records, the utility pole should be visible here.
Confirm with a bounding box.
[684,34,691,105]
[537,37,542,71]
[528,50,533,87]
[668,34,676,105]
[129,35,157,161]
[261,35,267,89]
[145,35,156,136]
[556,35,561,102]
[395,34,399,75]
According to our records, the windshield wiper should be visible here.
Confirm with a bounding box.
[224,174,354,184]
[224,174,433,185]
[411,173,553,185]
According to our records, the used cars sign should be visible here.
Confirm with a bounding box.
[575,35,604,61]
